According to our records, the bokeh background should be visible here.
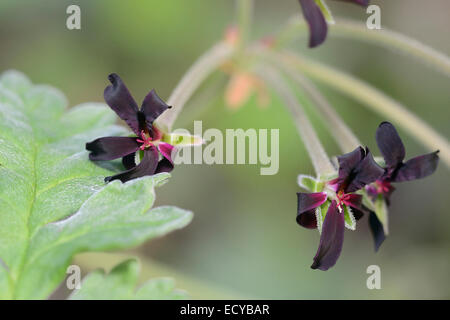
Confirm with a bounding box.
[1,0,449,299]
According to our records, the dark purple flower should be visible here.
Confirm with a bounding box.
[365,121,439,250]
[329,146,385,194]
[297,146,383,270]
[86,74,175,183]
[376,122,439,185]
[298,0,369,48]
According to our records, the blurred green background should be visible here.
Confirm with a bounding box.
[1,0,449,299]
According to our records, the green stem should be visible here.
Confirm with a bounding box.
[276,59,361,153]
[236,0,253,53]
[275,16,450,76]
[275,50,450,167]
[255,65,335,177]
[156,42,234,132]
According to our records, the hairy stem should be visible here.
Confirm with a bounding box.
[276,50,450,167]
[156,42,234,132]
[276,59,361,152]
[236,0,253,52]
[255,65,335,176]
[275,16,450,76]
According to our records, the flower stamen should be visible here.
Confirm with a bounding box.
[336,190,347,213]
[136,130,153,150]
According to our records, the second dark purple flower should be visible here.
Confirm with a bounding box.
[297,146,383,270]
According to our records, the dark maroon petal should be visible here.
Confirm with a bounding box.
[141,89,171,128]
[393,151,439,182]
[333,0,370,6]
[297,210,317,229]
[369,211,385,252]
[104,74,140,135]
[297,192,327,229]
[351,207,364,220]
[155,143,176,174]
[105,146,159,183]
[122,152,137,170]
[336,147,365,189]
[345,148,384,193]
[298,0,328,48]
[155,158,174,174]
[311,201,345,271]
[376,122,405,168]
[86,136,139,161]
[335,147,383,192]
[342,193,362,210]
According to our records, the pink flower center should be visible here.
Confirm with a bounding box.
[375,180,392,194]
[136,130,154,150]
[336,190,351,213]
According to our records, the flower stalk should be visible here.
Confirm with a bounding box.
[274,50,450,167]
[156,42,234,132]
[275,61,361,153]
[236,0,254,53]
[255,65,335,177]
[275,16,450,76]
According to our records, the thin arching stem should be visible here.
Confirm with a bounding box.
[275,16,450,76]
[274,50,450,167]
[236,0,253,53]
[157,1,254,132]
[276,60,361,153]
[156,42,234,132]
[255,65,336,177]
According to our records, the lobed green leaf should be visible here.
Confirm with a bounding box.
[0,71,192,299]
[69,259,188,300]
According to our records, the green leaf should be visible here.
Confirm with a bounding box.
[69,259,188,300]
[343,205,356,231]
[297,174,326,192]
[0,71,193,299]
[297,174,317,192]
[316,200,330,233]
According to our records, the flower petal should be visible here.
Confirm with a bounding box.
[155,143,176,174]
[297,192,328,229]
[345,148,384,193]
[336,146,365,188]
[105,146,159,183]
[351,207,364,220]
[122,152,137,170]
[158,142,175,164]
[155,158,174,174]
[141,89,171,128]
[376,122,405,168]
[393,151,439,182]
[86,136,139,161]
[369,211,386,252]
[104,74,140,135]
[311,201,345,271]
[298,0,328,48]
[342,193,362,210]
